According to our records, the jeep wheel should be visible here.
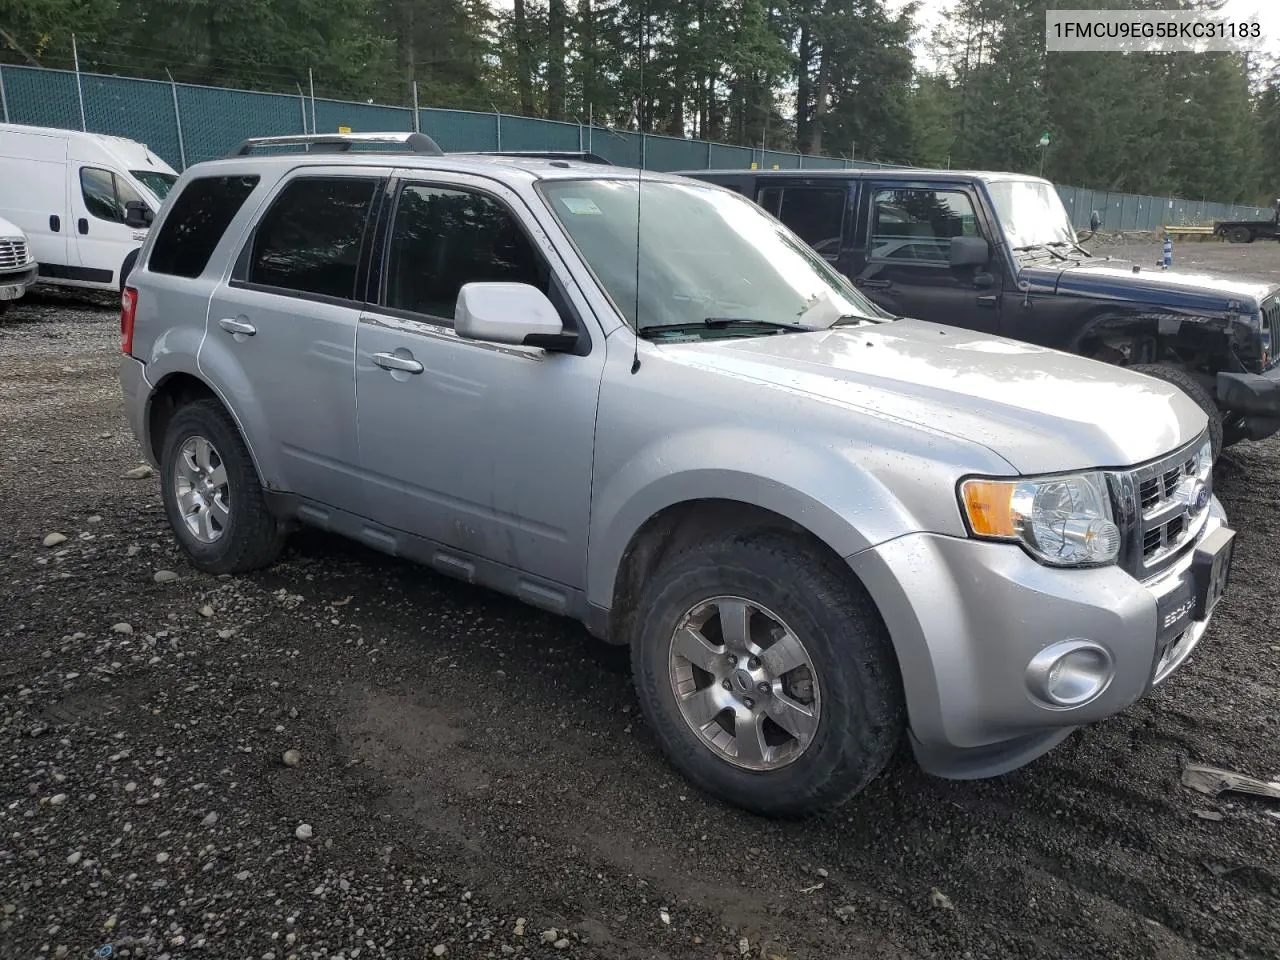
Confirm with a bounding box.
[1130,364,1223,460]
[630,530,904,818]
[159,398,287,574]
[1226,226,1253,244]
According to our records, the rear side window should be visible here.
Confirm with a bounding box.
[149,175,260,278]
[246,177,378,301]
[757,185,847,256]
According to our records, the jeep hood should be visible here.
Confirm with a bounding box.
[664,319,1207,475]
[1022,259,1278,313]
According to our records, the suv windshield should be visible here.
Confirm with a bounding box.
[131,170,178,201]
[986,178,1077,250]
[538,178,885,334]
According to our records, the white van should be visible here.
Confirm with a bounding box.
[0,213,37,313]
[0,123,180,293]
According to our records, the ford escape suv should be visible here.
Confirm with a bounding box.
[118,133,1235,818]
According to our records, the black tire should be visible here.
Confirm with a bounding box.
[119,248,140,294]
[630,529,904,818]
[159,398,287,574]
[1129,364,1223,460]
[1226,226,1253,244]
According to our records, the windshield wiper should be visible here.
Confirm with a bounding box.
[638,318,800,338]
[1013,242,1069,261]
[1047,240,1094,258]
[829,314,887,327]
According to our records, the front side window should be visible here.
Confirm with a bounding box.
[150,175,260,278]
[539,178,884,334]
[81,167,122,222]
[246,176,378,300]
[383,183,547,321]
[870,188,978,263]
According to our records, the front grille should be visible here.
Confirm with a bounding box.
[1261,295,1279,334]
[1108,432,1211,581]
[0,239,30,271]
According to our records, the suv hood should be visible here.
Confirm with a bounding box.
[1022,258,1278,314]
[664,319,1206,475]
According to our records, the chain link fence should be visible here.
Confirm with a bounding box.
[1,63,1271,229]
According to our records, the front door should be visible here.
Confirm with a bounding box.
[851,183,1004,335]
[71,165,150,286]
[354,173,604,590]
[203,170,384,509]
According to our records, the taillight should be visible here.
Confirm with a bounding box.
[121,286,137,355]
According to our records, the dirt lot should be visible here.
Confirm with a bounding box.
[2,240,1279,960]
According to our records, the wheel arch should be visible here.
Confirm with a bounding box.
[145,369,275,488]
[595,494,893,652]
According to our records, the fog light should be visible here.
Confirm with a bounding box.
[1027,640,1115,708]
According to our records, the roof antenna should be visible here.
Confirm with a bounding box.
[630,2,649,375]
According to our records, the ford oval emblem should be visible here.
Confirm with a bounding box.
[1192,481,1210,512]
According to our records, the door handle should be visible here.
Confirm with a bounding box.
[50,215,61,233]
[855,278,891,289]
[78,218,88,235]
[977,295,998,307]
[218,318,257,336]
[372,352,424,374]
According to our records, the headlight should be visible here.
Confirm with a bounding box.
[959,471,1121,567]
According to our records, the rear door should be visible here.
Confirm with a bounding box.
[202,168,384,510]
[754,178,853,272]
[70,164,149,287]
[852,181,1005,334]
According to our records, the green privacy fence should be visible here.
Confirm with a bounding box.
[0,63,1271,230]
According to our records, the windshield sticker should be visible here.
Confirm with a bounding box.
[561,197,603,216]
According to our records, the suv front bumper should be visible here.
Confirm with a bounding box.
[848,496,1231,780]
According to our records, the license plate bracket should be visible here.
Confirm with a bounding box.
[1191,526,1235,621]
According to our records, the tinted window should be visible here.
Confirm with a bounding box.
[775,187,847,255]
[81,167,121,222]
[384,184,546,320]
[150,175,260,278]
[870,188,978,262]
[248,177,377,300]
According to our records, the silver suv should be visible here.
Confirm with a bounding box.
[118,133,1236,817]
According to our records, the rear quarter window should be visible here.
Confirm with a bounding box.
[148,175,261,279]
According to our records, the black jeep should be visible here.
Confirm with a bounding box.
[680,168,1280,457]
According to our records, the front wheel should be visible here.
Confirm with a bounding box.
[630,530,904,818]
[159,398,287,574]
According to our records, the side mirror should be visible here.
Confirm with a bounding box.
[949,235,989,268]
[1089,210,1102,232]
[454,282,575,350]
[124,201,153,229]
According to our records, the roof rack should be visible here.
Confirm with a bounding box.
[465,150,613,164]
[230,132,444,157]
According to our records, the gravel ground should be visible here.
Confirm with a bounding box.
[2,245,1279,960]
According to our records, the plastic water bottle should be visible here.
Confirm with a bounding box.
[1162,235,1172,270]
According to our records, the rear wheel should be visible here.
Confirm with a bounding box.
[1130,364,1223,460]
[1227,226,1253,244]
[159,399,287,574]
[629,529,904,818]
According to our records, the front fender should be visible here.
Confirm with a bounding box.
[585,425,970,612]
